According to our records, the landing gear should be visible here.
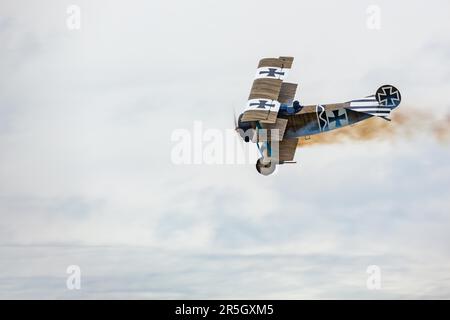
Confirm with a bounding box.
[256,157,277,176]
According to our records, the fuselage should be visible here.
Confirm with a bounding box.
[237,83,401,143]
[236,105,371,142]
[281,104,372,138]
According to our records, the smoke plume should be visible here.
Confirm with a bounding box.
[298,107,450,147]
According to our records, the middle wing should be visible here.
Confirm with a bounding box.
[241,56,295,124]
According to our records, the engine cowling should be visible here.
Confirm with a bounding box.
[236,114,256,143]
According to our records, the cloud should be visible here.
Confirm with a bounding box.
[1,246,450,299]
[0,0,450,299]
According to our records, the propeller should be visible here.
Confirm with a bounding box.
[233,108,245,146]
[231,109,247,164]
[233,108,238,131]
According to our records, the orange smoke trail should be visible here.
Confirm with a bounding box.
[298,107,450,147]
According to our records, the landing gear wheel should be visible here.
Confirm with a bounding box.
[256,158,276,176]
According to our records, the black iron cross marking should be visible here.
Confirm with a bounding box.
[259,68,285,77]
[250,100,275,109]
[377,87,401,107]
[328,110,346,127]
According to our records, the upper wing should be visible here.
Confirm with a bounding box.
[241,56,295,123]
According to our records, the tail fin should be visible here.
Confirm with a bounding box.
[347,85,401,119]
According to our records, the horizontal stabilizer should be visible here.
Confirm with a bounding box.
[346,85,402,119]
[347,95,392,118]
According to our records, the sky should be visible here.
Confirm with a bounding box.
[0,0,450,299]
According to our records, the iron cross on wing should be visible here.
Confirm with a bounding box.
[249,100,276,109]
[259,68,285,78]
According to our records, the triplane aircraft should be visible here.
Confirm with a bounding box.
[235,56,401,175]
